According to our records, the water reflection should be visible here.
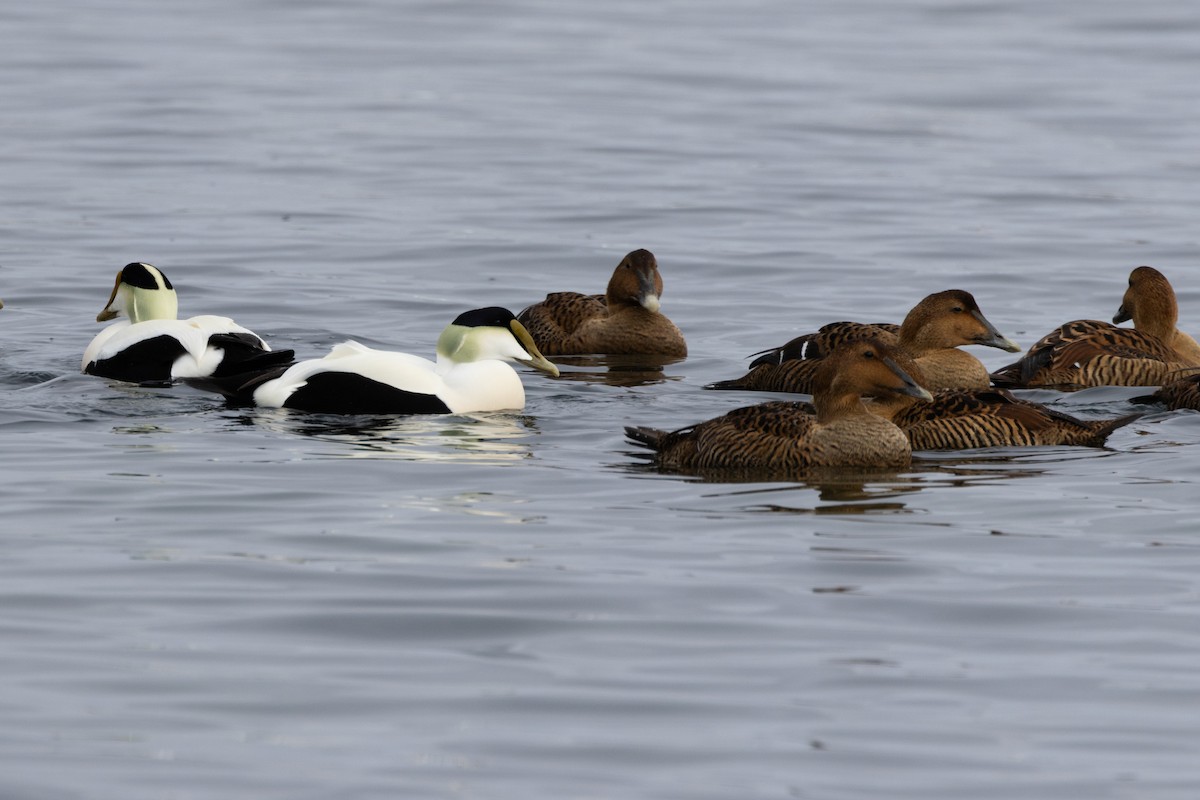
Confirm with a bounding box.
[622,451,1064,517]
[551,354,685,387]
[228,409,537,464]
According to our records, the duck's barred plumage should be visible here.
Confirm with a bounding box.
[990,320,1189,389]
[887,389,1139,450]
[1130,372,1200,411]
[517,249,687,357]
[709,322,898,392]
[708,290,1017,395]
[628,400,914,471]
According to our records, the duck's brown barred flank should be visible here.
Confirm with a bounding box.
[992,266,1200,390]
[886,389,1139,450]
[707,289,1018,395]
[517,249,687,357]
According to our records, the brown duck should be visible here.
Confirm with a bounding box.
[991,266,1200,389]
[626,339,932,474]
[517,249,687,357]
[706,290,1019,395]
[1130,371,1200,411]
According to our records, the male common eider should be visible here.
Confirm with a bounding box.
[517,249,687,357]
[188,307,559,415]
[82,262,292,384]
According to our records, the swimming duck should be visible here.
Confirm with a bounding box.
[82,262,293,384]
[706,290,1019,395]
[991,266,1200,389]
[626,339,932,474]
[517,249,687,357]
[187,307,559,414]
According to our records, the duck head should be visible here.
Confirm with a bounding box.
[605,249,665,313]
[437,307,560,376]
[898,289,1020,355]
[96,262,179,323]
[1114,266,1178,338]
[814,338,932,421]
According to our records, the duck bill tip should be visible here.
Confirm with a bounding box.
[96,308,118,322]
[525,356,560,377]
[997,337,1022,353]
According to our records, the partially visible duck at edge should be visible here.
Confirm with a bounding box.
[706,289,1019,395]
[82,262,293,384]
[517,248,687,358]
[186,307,559,415]
[991,266,1200,390]
[626,338,932,476]
[1130,370,1200,412]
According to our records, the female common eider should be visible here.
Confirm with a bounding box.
[991,266,1200,389]
[517,249,687,357]
[82,262,292,384]
[626,338,932,475]
[707,290,1019,394]
[188,307,559,415]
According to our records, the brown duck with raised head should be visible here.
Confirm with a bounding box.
[706,290,1019,394]
[991,266,1200,390]
[517,249,687,357]
[626,339,932,474]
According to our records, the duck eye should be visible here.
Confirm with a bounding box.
[950,306,963,313]
[862,349,874,359]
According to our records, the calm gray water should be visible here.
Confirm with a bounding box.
[3,1,1200,798]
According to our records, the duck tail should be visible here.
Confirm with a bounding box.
[1088,412,1142,443]
[704,377,749,391]
[625,425,668,451]
[210,347,296,378]
[184,362,292,405]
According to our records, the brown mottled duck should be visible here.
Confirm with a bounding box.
[991,266,1200,390]
[517,249,686,357]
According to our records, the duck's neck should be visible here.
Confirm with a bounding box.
[866,392,919,420]
[1133,289,1178,341]
[896,325,944,358]
[814,390,871,424]
[127,288,179,323]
